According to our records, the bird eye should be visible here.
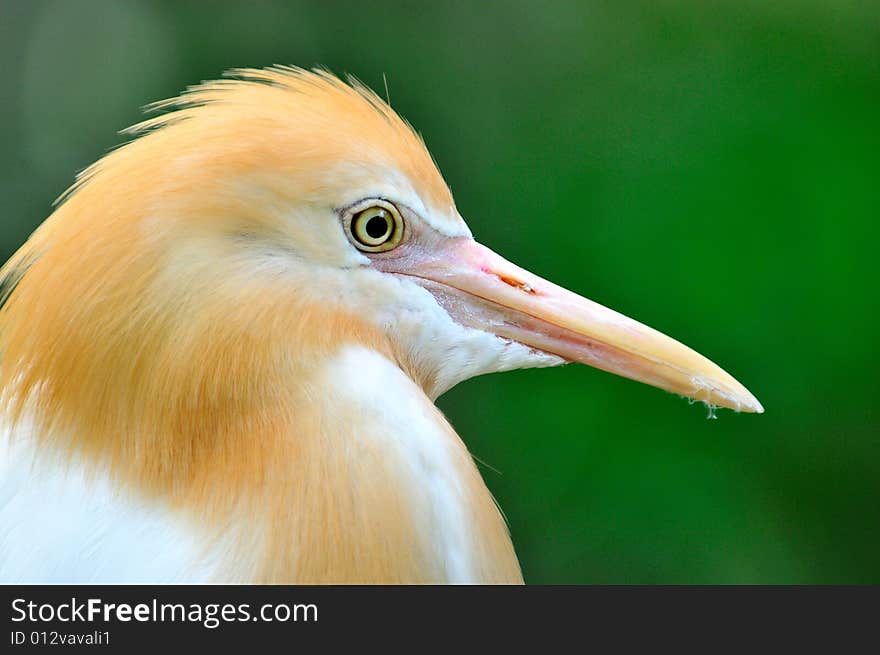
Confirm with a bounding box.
[349,204,404,252]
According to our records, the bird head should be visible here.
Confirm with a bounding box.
[0,67,760,456]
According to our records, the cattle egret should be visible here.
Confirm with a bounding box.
[0,67,762,584]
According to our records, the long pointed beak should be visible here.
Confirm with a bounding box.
[378,237,763,413]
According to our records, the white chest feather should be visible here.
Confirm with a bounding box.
[0,425,220,583]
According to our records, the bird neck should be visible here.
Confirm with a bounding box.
[2,288,521,582]
[255,344,523,584]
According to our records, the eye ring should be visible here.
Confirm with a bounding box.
[348,202,405,252]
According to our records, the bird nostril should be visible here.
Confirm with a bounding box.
[498,274,536,295]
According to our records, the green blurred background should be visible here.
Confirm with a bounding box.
[1,0,877,583]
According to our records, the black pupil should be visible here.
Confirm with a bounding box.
[365,213,389,239]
